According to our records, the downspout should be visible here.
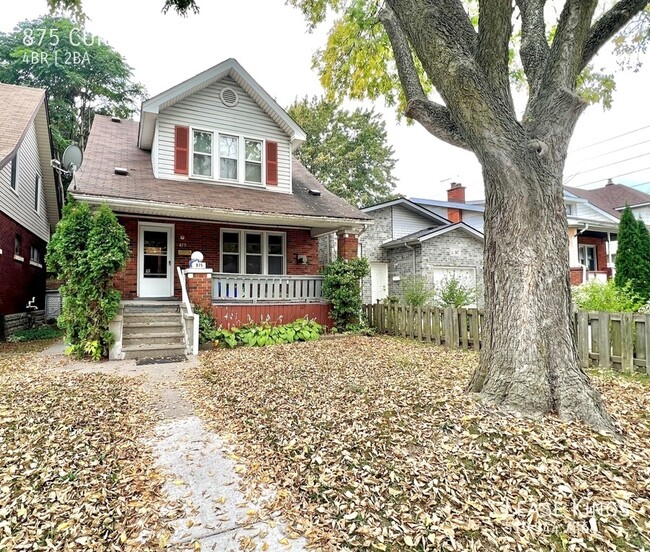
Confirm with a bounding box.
[404,242,417,275]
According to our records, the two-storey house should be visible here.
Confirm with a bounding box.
[0,84,61,336]
[72,59,370,358]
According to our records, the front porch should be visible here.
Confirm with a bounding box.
[568,226,617,285]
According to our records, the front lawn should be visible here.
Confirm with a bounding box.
[0,342,169,550]
[188,336,650,551]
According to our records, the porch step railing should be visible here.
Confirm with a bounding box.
[212,273,325,303]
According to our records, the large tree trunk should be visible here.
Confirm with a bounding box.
[467,148,616,434]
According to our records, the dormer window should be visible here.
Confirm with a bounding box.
[245,139,262,183]
[219,135,239,180]
[192,130,213,178]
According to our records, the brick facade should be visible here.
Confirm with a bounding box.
[337,232,359,260]
[114,216,321,300]
[577,235,609,273]
[0,210,47,316]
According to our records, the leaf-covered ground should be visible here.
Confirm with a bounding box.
[187,336,650,551]
[0,341,170,550]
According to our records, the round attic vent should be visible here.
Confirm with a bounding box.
[220,87,239,107]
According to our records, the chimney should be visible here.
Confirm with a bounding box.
[606,178,614,187]
[447,182,465,223]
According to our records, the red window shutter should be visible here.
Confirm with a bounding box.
[266,141,278,185]
[174,126,189,175]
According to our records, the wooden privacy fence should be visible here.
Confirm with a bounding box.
[364,304,650,374]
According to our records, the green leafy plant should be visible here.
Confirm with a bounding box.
[402,276,435,307]
[6,326,63,343]
[572,279,645,313]
[193,304,218,344]
[435,275,477,308]
[212,317,324,348]
[322,257,370,331]
[46,199,128,360]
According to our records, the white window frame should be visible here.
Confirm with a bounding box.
[220,229,286,275]
[190,128,214,179]
[578,244,597,271]
[189,126,266,186]
[30,245,42,267]
[10,153,19,194]
[34,174,41,212]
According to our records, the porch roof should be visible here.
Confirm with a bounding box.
[71,116,371,231]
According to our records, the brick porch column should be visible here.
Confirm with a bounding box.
[337,230,359,260]
[185,268,213,312]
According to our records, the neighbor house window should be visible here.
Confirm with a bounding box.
[219,135,239,180]
[245,139,262,183]
[10,154,18,191]
[30,246,42,266]
[14,234,22,259]
[220,230,285,274]
[565,204,572,216]
[192,130,213,177]
[34,174,41,211]
[578,244,596,271]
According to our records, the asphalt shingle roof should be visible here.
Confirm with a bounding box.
[565,183,650,219]
[74,115,370,222]
[0,84,46,167]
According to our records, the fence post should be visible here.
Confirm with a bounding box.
[469,308,480,351]
[621,313,634,373]
[460,309,468,350]
[598,312,611,369]
[577,311,589,369]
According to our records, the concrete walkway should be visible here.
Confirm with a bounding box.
[40,341,305,551]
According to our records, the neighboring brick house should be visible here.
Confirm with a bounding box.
[72,59,370,331]
[347,196,484,306]
[0,84,61,334]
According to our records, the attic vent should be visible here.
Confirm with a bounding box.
[114,167,129,176]
[308,189,322,196]
[220,87,239,107]
[111,116,121,123]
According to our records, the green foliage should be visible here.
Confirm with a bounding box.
[615,207,650,302]
[435,275,477,308]
[6,326,63,343]
[46,198,129,360]
[401,276,435,307]
[0,16,145,155]
[321,257,370,330]
[193,304,218,344]
[287,96,399,208]
[212,318,324,348]
[572,279,645,313]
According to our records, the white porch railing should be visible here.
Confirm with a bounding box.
[212,273,325,303]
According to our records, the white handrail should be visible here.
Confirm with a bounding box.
[177,266,193,315]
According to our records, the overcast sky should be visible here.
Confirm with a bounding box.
[3,0,650,201]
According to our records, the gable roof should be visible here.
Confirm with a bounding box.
[564,183,650,219]
[73,115,369,228]
[138,58,307,150]
[411,197,486,213]
[382,222,483,248]
[362,197,450,225]
[0,84,46,169]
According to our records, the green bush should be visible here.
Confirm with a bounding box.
[322,257,370,330]
[6,326,63,343]
[46,199,129,360]
[435,275,477,308]
[615,207,650,302]
[572,279,645,312]
[194,305,218,344]
[402,276,435,307]
[212,317,324,348]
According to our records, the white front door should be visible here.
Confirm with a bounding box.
[138,223,174,298]
[370,262,389,303]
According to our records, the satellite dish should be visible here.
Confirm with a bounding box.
[61,144,83,173]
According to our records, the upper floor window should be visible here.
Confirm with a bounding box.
[10,154,18,192]
[219,135,238,180]
[30,246,42,266]
[34,174,41,212]
[565,204,572,216]
[14,234,23,260]
[245,139,262,183]
[193,131,213,178]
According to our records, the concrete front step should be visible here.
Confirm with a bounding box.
[122,313,182,325]
[122,343,187,360]
[123,332,185,346]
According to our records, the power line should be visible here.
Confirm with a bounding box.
[568,138,650,165]
[570,165,650,188]
[568,151,650,177]
[569,124,650,153]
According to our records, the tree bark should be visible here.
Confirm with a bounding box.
[467,144,616,434]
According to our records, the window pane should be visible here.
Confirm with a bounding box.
[193,153,212,177]
[222,232,239,253]
[220,158,238,180]
[219,135,238,159]
[245,139,262,162]
[268,256,283,274]
[246,255,262,274]
[223,254,239,273]
[194,131,212,154]
[246,234,262,254]
[268,235,283,255]
[245,162,261,183]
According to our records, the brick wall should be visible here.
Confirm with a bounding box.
[337,233,358,260]
[577,236,608,272]
[114,216,321,299]
[358,207,392,303]
[0,210,47,316]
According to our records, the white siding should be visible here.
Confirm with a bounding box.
[157,77,292,192]
[631,206,650,225]
[0,122,49,241]
[392,205,437,239]
[151,120,159,177]
[462,211,484,232]
[574,202,616,224]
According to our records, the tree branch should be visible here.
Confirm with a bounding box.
[581,0,650,70]
[515,0,549,91]
[379,6,471,151]
[476,0,515,108]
